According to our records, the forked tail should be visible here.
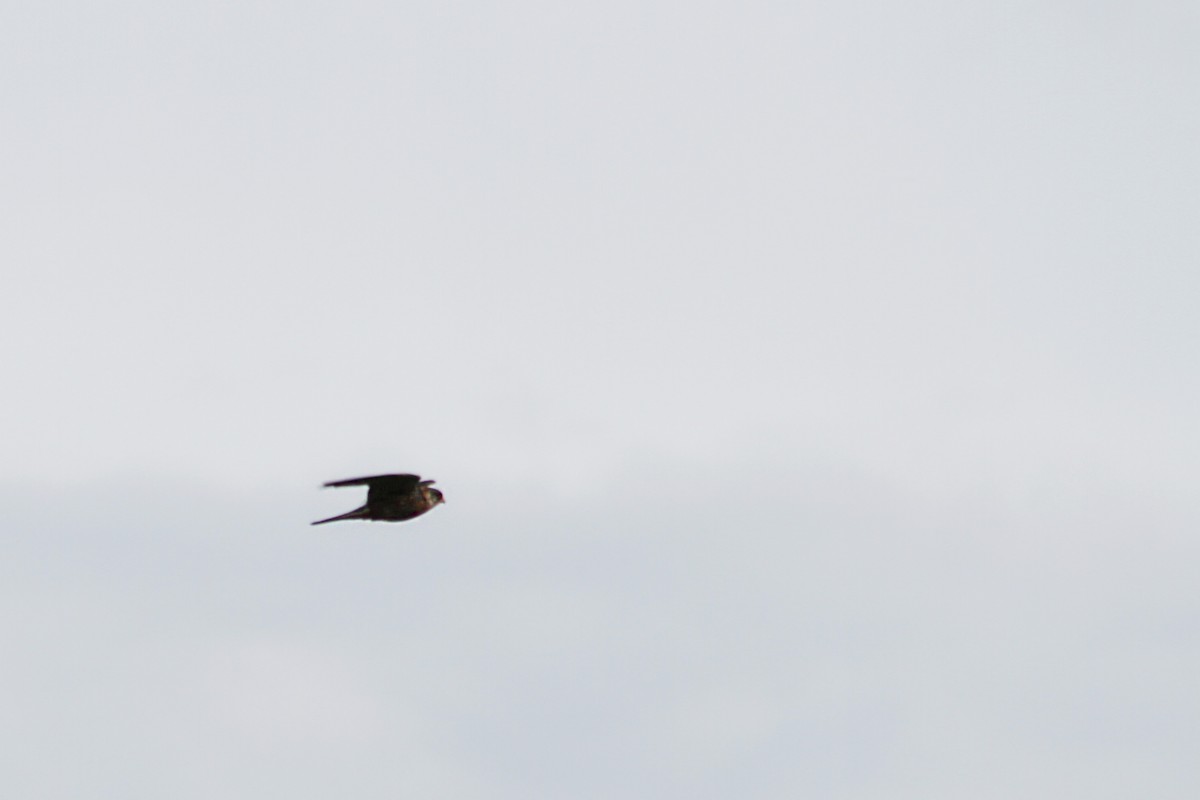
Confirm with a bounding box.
[311,507,369,526]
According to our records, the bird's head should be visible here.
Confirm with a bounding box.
[420,481,445,507]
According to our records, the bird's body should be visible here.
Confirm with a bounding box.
[312,473,445,525]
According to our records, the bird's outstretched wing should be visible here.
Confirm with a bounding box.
[323,474,423,503]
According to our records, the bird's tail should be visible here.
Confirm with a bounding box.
[311,507,369,526]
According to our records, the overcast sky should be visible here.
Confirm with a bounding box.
[2,1,1198,797]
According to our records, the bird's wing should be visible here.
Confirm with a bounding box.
[323,474,422,502]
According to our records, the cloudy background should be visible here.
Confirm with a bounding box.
[2,1,1197,797]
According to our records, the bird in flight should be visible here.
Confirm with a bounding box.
[312,473,445,525]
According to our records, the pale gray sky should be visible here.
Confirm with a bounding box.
[2,1,1198,797]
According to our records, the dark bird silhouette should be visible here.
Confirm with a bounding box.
[312,473,445,525]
